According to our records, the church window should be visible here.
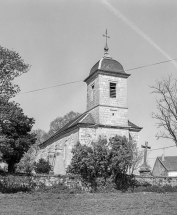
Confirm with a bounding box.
[110,82,116,98]
[91,84,94,101]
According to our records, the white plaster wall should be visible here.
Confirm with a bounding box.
[168,171,177,177]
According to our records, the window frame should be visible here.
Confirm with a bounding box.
[109,82,117,98]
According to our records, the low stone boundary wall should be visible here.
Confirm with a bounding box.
[135,175,177,187]
[1,174,177,191]
[0,174,88,191]
[32,175,86,190]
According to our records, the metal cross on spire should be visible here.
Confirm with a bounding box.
[103,29,110,48]
[103,29,110,57]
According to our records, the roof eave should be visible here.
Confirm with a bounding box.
[84,69,131,83]
[39,122,96,149]
[129,127,143,132]
[157,157,168,171]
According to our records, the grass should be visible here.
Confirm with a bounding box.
[0,192,177,215]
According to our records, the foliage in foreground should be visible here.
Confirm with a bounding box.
[1,173,177,194]
[0,45,30,100]
[67,135,133,191]
[0,175,35,193]
[34,158,52,174]
[0,100,36,173]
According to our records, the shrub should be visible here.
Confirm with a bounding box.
[67,136,133,192]
[0,175,36,193]
[34,158,52,174]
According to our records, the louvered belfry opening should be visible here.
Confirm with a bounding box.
[110,82,116,98]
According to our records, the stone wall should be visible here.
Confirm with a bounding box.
[36,129,79,175]
[135,175,177,187]
[79,127,97,145]
[99,75,127,108]
[129,131,139,144]
[96,127,129,140]
[86,74,128,127]
[99,106,128,126]
[86,75,99,111]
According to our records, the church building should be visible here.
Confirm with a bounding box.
[37,32,142,175]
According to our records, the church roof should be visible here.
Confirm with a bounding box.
[157,156,177,171]
[128,120,142,131]
[40,112,95,148]
[40,115,142,148]
[90,57,126,76]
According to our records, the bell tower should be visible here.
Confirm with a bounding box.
[84,30,131,128]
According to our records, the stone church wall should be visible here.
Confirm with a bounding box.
[79,127,129,146]
[79,127,97,145]
[86,76,99,111]
[98,75,127,108]
[36,129,79,175]
[129,131,139,144]
[96,127,129,140]
[99,106,128,126]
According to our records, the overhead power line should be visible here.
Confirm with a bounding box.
[149,145,176,152]
[17,80,83,95]
[17,57,177,95]
[125,58,177,72]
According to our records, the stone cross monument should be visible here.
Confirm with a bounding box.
[139,141,151,176]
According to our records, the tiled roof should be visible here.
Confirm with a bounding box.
[128,120,142,131]
[158,156,177,171]
[41,114,141,147]
[90,57,126,76]
[40,112,95,147]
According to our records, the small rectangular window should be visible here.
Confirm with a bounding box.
[91,84,94,101]
[110,82,116,98]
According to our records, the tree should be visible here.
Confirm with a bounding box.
[34,158,51,174]
[67,138,109,191]
[67,135,133,191]
[16,129,49,174]
[0,46,30,100]
[151,75,177,145]
[108,136,133,183]
[0,101,36,173]
[48,111,80,137]
[16,152,35,175]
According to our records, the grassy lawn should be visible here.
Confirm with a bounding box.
[0,192,177,215]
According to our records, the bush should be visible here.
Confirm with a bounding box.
[0,175,36,193]
[34,158,52,174]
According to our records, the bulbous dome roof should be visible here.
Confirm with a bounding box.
[90,56,126,76]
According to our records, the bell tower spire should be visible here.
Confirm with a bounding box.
[103,29,110,58]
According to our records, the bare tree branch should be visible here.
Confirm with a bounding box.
[150,75,177,146]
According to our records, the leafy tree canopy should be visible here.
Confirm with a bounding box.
[48,111,80,137]
[0,46,30,100]
[34,158,51,174]
[0,100,36,173]
[67,135,133,191]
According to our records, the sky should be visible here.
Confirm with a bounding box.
[1,0,177,168]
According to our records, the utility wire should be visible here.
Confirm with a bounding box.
[149,145,176,152]
[125,58,177,72]
[17,80,83,95]
[17,57,177,95]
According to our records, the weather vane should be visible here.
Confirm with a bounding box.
[103,29,110,48]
